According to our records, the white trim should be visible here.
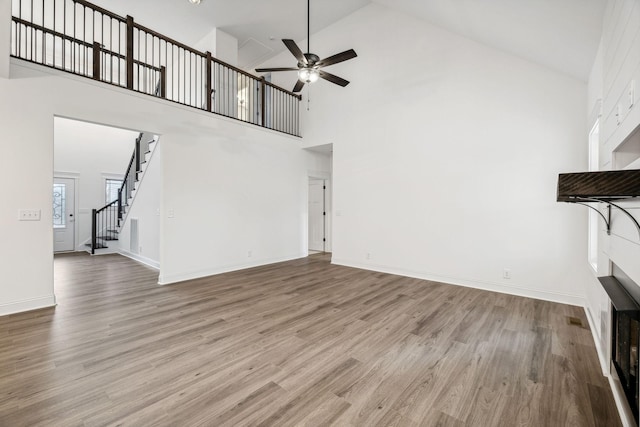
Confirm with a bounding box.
[118,249,160,270]
[102,172,125,181]
[158,253,305,285]
[308,170,331,180]
[608,367,636,427]
[331,258,585,307]
[584,305,609,375]
[0,295,56,316]
[53,171,80,178]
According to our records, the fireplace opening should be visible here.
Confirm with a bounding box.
[600,267,640,423]
[612,307,639,419]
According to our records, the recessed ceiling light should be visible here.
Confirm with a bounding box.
[189,0,201,4]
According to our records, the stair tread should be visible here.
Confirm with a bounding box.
[85,243,108,249]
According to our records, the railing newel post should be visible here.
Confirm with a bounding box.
[260,77,266,128]
[205,51,212,112]
[135,136,141,175]
[126,15,134,90]
[91,209,97,255]
[117,188,122,221]
[92,42,101,80]
[160,65,166,98]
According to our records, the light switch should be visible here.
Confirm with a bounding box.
[19,209,41,221]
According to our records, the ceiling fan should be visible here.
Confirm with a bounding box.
[255,0,357,93]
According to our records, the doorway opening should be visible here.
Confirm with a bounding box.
[53,117,161,301]
[308,178,331,254]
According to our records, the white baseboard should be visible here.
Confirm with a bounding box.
[0,295,56,317]
[583,306,609,375]
[607,368,636,427]
[331,258,585,307]
[118,249,160,270]
[158,253,305,285]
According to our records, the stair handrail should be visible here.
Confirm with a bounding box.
[91,199,119,255]
[118,134,144,221]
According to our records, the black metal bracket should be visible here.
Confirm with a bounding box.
[569,197,640,240]
[574,201,611,234]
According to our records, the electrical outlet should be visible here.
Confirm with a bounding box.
[19,209,41,221]
[503,268,511,279]
[366,252,371,260]
[248,250,252,258]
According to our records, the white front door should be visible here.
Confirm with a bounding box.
[53,177,75,252]
[309,179,325,252]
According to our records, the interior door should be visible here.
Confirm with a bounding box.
[53,177,75,252]
[308,179,325,252]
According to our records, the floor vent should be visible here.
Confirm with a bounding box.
[130,218,139,254]
[567,316,583,327]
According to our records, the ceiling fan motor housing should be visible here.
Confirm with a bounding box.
[301,53,320,67]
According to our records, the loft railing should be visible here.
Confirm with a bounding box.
[9,0,302,136]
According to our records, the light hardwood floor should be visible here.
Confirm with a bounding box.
[0,253,620,426]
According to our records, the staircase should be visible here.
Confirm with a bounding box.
[87,132,157,254]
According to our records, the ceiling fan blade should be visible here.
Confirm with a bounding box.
[283,39,308,65]
[255,67,299,73]
[318,70,350,87]
[316,49,357,67]
[293,80,306,93]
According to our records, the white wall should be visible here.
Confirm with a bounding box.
[264,3,591,305]
[194,28,239,66]
[54,118,138,249]
[159,135,329,284]
[0,59,328,315]
[118,136,161,269]
[215,30,238,67]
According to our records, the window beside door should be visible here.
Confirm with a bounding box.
[105,179,123,204]
[53,183,66,228]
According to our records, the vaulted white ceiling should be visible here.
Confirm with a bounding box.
[373,0,607,82]
[88,0,606,81]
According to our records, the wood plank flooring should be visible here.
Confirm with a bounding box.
[0,253,621,426]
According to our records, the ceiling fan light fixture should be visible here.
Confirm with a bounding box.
[298,68,319,83]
